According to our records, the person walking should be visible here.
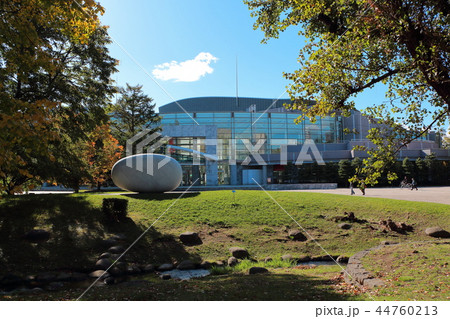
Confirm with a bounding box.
[350,181,355,195]
[359,179,366,195]
[411,178,418,191]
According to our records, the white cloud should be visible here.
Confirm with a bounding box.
[152,52,218,82]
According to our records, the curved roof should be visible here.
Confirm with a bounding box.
[158,96,313,114]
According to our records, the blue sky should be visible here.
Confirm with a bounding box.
[99,0,447,135]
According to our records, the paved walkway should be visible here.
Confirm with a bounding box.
[283,187,450,205]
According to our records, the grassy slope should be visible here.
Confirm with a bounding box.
[1,190,449,300]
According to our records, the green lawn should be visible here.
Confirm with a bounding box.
[362,241,450,301]
[0,190,448,300]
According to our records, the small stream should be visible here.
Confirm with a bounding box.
[1,261,346,295]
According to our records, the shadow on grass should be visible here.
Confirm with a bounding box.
[0,194,201,276]
[74,272,358,301]
[122,192,200,201]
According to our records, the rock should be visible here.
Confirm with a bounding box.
[109,266,125,277]
[46,282,64,291]
[115,261,127,269]
[161,274,171,280]
[179,232,202,246]
[177,260,197,270]
[288,230,307,241]
[22,229,50,243]
[425,227,450,238]
[89,270,110,279]
[141,264,155,273]
[214,260,225,267]
[36,272,57,283]
[108,245,125,254]
[227,257,238,267]
[297,255,311,263]
[104,277,115,285]
[381,241,398,245]
[281,254,294,261]
[111,233,127,241]
[101,238,118,247]
[200,261,212,269]
[249,267,269,275]
[126,265,141,275]
[229,247,249,259]
[263,257,273,263]
[0,274,23,287]
[337,256,349,263]
[70,272,88,282]
[158,263,174,271]
[95,258,113,270]
[338,223,352,230]
[99,252,111,259]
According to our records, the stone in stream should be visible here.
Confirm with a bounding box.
[200,261,212,269]
[227,257,238,267]
[89,270,110,279]
[99,252,111,259]
[109,267,125,277]
[425,227,450,238]
[177,260,197,270]
[108,245,125,254]
[103,277,115,285]
[281,254,294,261]
[288,230,307,241]
[179,232,202,246]
[158,263,175,271]
[141,264,155,273]
[95,258,113,270]
[229,247,249,259]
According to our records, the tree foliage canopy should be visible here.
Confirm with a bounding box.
[246,0,450,184]
[0,0,117,194]
[109,83,161,149]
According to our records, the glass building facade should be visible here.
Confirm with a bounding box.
[161,112,342,161]
[156,97,445,186]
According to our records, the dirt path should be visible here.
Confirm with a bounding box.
[283,186,450,205]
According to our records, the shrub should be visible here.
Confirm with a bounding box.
[102,198,128,222]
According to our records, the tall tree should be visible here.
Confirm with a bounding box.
[246,0,450,184]
[0,0,117,194]
[109,83,161,150]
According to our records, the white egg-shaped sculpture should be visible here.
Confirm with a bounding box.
[111,154,182,193]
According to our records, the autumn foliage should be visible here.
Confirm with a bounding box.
[0,0,118,194]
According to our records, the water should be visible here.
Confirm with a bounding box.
[161,269,210,280]
[298,261,347,266]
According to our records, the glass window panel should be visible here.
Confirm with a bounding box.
[234,113,251,118]
[214,113,232,118]
[196,113,213,118]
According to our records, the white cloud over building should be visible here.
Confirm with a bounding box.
[152,52,218,82]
